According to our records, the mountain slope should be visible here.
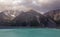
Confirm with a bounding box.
[12,10,56,27]
[45,9,60,27]
[0,9,56,28]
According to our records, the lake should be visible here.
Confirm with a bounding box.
[0,28,60,37]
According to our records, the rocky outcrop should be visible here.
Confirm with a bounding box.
[0,9,57,28]
[12,10,56,28]
[45,9,60,27]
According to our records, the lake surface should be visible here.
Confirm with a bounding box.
[0,28,60,37]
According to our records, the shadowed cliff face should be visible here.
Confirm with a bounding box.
[0,9,57,28]
[0,10,22,21]
[12,10,56,28]
[13,10,44,27]
[45,9,60,27]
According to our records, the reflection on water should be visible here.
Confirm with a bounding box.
[0,28,60,37]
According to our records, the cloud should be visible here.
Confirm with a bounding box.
[38,0,60,12]
[14,0,60,14]
[0,0,60,14]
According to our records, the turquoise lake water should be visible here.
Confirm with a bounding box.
[0,28,60,37]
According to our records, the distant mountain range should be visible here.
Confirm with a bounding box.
[0,9,60,28]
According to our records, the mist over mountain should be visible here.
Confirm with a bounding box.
[1,0,60,14]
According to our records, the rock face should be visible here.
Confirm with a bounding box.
[12,10,56,28]
[0,9,57,28]
[0,10,20,26]
[0,11,12,26]
[45,9,60,27]
[12,10,44,27]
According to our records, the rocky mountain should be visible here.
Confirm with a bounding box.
[12,10,43,27]
[0,10,21,26]
[12,10,56,28]
[45,9,60,27]
[0,9,57,28]
[0,12,9,26]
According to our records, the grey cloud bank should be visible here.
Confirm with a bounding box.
[21,0,60,13]
[0,0,60,14]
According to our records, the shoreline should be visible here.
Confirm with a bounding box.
[0,26,59,29]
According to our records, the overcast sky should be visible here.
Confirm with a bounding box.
[0,0,60,14]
